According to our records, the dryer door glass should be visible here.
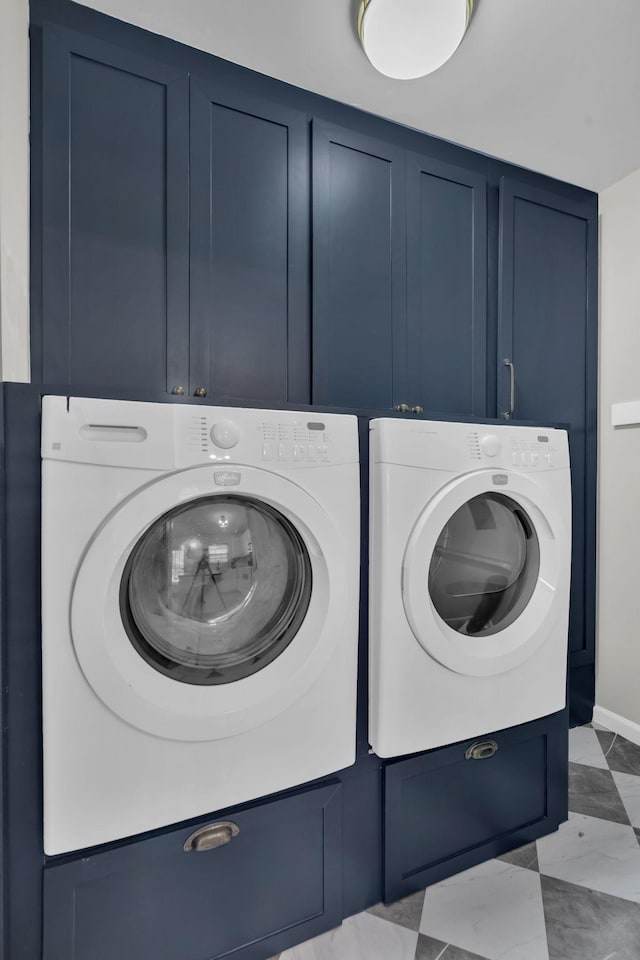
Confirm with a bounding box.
[120,496,312,684]
[428,493,540,637]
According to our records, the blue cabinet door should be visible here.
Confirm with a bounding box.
[406,154,487,417]
[498,178,598,717]
[39,26,189,393]
[189,82,310,404]
[311,121,407,410]
[43,782,342,960]
[383,711,568,903]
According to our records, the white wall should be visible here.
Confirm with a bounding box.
[597,167,640,727]
[0,0,30,381]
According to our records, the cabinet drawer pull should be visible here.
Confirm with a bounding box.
[183,821,239,852]
[171,385,185,396]
[394,403,410,413]
[411,405,424,414]
[502,358,515,420]
[193,386,207,398]
[465,740,498,760]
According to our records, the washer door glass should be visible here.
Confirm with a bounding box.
[121,495,312,684]
[428,493,540,637]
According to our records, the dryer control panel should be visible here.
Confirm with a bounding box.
[371,418,570,473]
[466,430,561,469]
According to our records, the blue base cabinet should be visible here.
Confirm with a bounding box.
[43,782,342,960]
[383,711,568,904]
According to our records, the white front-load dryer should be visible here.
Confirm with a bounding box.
[41,397,360,854]
[369,418,571,758]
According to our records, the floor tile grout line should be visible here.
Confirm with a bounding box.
[433,945,449,960]
[603,733,618,759]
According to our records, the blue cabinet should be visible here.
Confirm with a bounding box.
[498,178,598,720]
[189,83,310,404]
[383,711,568,903]
[37,26,310,404]
[406,154,487,416]
[311,127,488,416]
[38,27,190,393]
[43,782,342,960]
[311,122,407,410]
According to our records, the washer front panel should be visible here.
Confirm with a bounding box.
[402,470,567,677]
[71,464,344,740]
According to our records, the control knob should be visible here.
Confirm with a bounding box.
[211,420,240,449]
[480,434,502,457]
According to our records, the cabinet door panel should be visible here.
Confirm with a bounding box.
[41,27,189,392]
[407,156,487,416]
[43,782,342,960]
[312,122,406,410]
[384,711,568,903]
[498,179,597,672]
[190,84,309,404]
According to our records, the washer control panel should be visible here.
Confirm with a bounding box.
[172,406,355,469]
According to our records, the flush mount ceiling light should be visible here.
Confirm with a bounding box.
[358,0,474,80]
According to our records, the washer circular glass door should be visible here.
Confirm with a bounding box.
[428,492,540,638]
[121,496,312,686]
[71,464,348,741]
[402,471,568,677]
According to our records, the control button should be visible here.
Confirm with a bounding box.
[293,444,304,461]
[307,443,316,461]
[277,442,287,460]
[320,444,329,461]
[530,452,539,466]
[211,420,240,449]
[480,434,501,457]
[545,452,553,465]
[512,451,521,466]
[261,441,273,460]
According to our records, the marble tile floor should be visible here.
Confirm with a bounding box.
[269,724,640,960]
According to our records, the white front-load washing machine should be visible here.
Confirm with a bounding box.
[41,397,360,854]
[369,418,571,758]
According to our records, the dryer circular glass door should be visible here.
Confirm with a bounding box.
[428,492,540,638]
[71,465,347,741]
[402,470,569,677]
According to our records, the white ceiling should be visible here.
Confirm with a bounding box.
[74,0,640,192]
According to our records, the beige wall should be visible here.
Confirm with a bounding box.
[597,168,640,725]
[0,0,30,381]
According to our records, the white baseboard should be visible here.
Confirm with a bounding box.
[592,705,640,747]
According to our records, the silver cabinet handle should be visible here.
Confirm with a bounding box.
[183,821,239,852]
[394,403,410,413]
[465,739,498,760]
[502,358,514,420]
[171,385,185,396]
[411,405,424,415]
[193,387,207,398]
